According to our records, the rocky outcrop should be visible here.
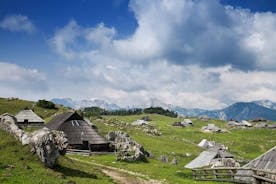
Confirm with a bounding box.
[0,113,31,145]
[211,158,240,168]
[0,113,68,168]
[30,128,68,168]
[106,131,149,162]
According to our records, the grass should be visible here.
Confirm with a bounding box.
[68,113,276,184]
[0,98,275,183]
[0,97,68,122]
[0,129,114,184]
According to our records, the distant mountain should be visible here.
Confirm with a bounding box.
[253,100,276,110]
[52,98,276,121]
[51,98,121,110]
[174,100,276,121]
[162,99,276,121]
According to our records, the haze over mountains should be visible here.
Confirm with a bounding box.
[51,98,276,121]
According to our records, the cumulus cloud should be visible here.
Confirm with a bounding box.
[0,62,48,98]
[50,20,116,60]
[48,0,276,108]
[0,14,36,33]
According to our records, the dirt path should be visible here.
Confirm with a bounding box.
[70,157,163,184]
[101,168,145,184]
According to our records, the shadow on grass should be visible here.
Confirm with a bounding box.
[175,171,193,180]
[54,164,97,179]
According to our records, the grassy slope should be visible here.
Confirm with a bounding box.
[0,98,115,183]
[0,129,114,184]
[69,114,276,184]
[0,98,67,122]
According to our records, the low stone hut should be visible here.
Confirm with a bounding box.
[15,109,45,128]
[47,111,109,151]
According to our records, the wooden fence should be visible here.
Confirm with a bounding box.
[192,167,276,184]
[66,149,113,156]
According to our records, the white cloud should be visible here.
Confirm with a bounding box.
[47,0,276,109]
[0,62,48,99]
[0,14,36,33]
[50,20,116,60]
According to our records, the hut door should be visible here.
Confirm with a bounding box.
[82,141,89,150]
[24,119,28,124]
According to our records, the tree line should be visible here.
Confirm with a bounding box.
[83,106,177,118]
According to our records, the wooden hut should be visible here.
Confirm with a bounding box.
[185,148,234,169]
[15,109,45,128]
[47,111,109,151]
[236,146,276,182]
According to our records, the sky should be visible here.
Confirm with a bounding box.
[1,0,276,109]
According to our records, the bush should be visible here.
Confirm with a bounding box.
[36,99,56,109]
[143,107,177,118]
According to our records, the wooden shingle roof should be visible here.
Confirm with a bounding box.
[15,109,44,123]
[243,146,276,170]
[47,111,108,145]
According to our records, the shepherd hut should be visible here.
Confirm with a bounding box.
[47,111,109,151]
[235,146,276,183]
[185,148,236,169]
[15,109,45,128]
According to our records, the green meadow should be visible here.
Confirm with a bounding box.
[0,98,275,183]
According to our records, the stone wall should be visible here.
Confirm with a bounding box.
[0,113,68,168]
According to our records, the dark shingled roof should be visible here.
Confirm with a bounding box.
[47,111,82,130]
[47,111,107,145]
[243,146,276,170]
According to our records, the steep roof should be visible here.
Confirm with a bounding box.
[15,110,44,123]
[59,120,107,145]
[47,111,82,130]
[243,146,276,170]
[47,111,108,145]
[185,149,218,169]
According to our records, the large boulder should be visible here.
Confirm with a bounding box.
[30,128,68,168]
[106,131,149,162]
[0,113,68,168]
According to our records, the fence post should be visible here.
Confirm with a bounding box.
[213,169,217,180]
[252,169,261,184]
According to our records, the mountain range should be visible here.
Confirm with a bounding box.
[51,98,276,121]
[51,98,120,110]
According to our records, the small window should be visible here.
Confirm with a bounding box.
[75,120,80,126]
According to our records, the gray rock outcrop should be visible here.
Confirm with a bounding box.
[0,113,31,145]
[106,131,149,162]
[0,113,68,168]
[30,128,68,168]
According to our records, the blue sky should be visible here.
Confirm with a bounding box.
[1,0,276,109]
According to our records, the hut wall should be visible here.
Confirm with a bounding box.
[90,143,110,152]
[17,122,44,129]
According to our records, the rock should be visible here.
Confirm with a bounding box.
[30,128,68,168]
[131,119,148,126]
[211,158,240,168]
[143,128,161,136]
[171,158,178,165]
[201,124,223,133]
[23,164,31,170]
[0,113,68,168]
[148,151,154,158]
[185,153,192,157]
[158,155,169,163]
[106,131,149,162]
[198,139,228,150]
[141,116,151,121]
[0,113,31,145]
